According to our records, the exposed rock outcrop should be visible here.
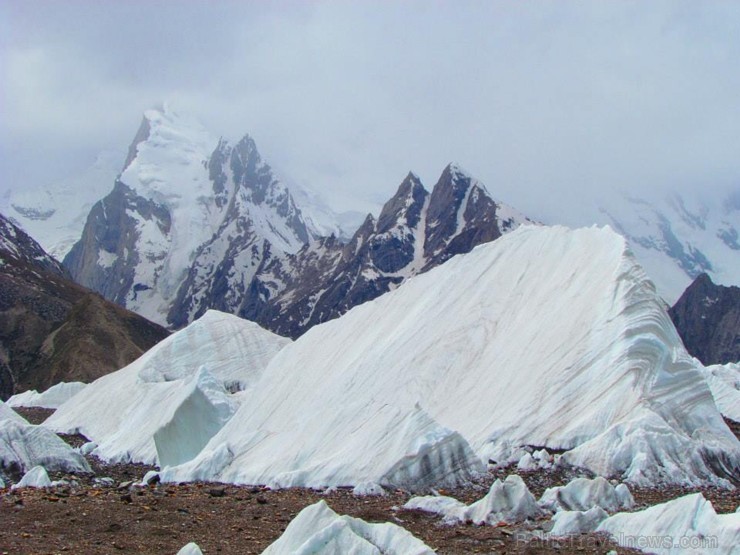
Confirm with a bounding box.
[669,273,740,365]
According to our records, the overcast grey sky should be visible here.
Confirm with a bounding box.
[1,1,739,222]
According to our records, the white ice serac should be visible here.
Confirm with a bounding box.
[160,225,738,489]
[45,311,289,465]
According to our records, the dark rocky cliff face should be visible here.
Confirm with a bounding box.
[0,213,169,399]
[64,180,171,306]
[669,273,740,365]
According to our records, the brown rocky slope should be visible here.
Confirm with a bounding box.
[0,213,169,399]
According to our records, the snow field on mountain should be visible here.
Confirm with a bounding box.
[262,500,435,555]
[160,225,738,489]
[117,108,221,319]
[45,311,289,465]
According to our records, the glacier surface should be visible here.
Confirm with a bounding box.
[159,225,738,489]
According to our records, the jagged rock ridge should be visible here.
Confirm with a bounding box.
[226,164,534,338]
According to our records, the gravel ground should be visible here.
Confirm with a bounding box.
[0,479,646,555]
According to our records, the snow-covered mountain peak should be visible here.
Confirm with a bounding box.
[444,161,472,179]
[120,108,218,205]
[66,110,312,326]
[406,170,422,182]
[402,171,425,191]
[433,162,489,203]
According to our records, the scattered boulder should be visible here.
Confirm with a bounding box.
[93,477,115,487]
[352,482,386,496]
[141,470,160,486]
[208,487,226,498]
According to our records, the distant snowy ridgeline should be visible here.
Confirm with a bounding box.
[155,225,738,489]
